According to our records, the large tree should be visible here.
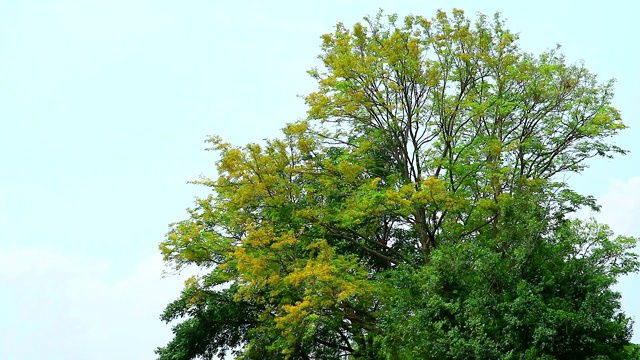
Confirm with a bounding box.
[156,9,639,360]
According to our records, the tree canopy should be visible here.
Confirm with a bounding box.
[156,9,639,360]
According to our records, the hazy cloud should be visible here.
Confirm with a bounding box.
[0,249,192,360]
[597,177,640,236]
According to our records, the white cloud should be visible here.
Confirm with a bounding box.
[0,248,194,360]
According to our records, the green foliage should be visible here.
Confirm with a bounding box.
[157,9,638,360]
[377,218,637,359]
[625,343,640,359]
[157,284,260,360]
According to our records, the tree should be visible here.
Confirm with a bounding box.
[157,9,639,360]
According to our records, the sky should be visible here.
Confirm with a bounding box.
[0,1,638,359]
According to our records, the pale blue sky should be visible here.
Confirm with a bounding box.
[0,1,638,359]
